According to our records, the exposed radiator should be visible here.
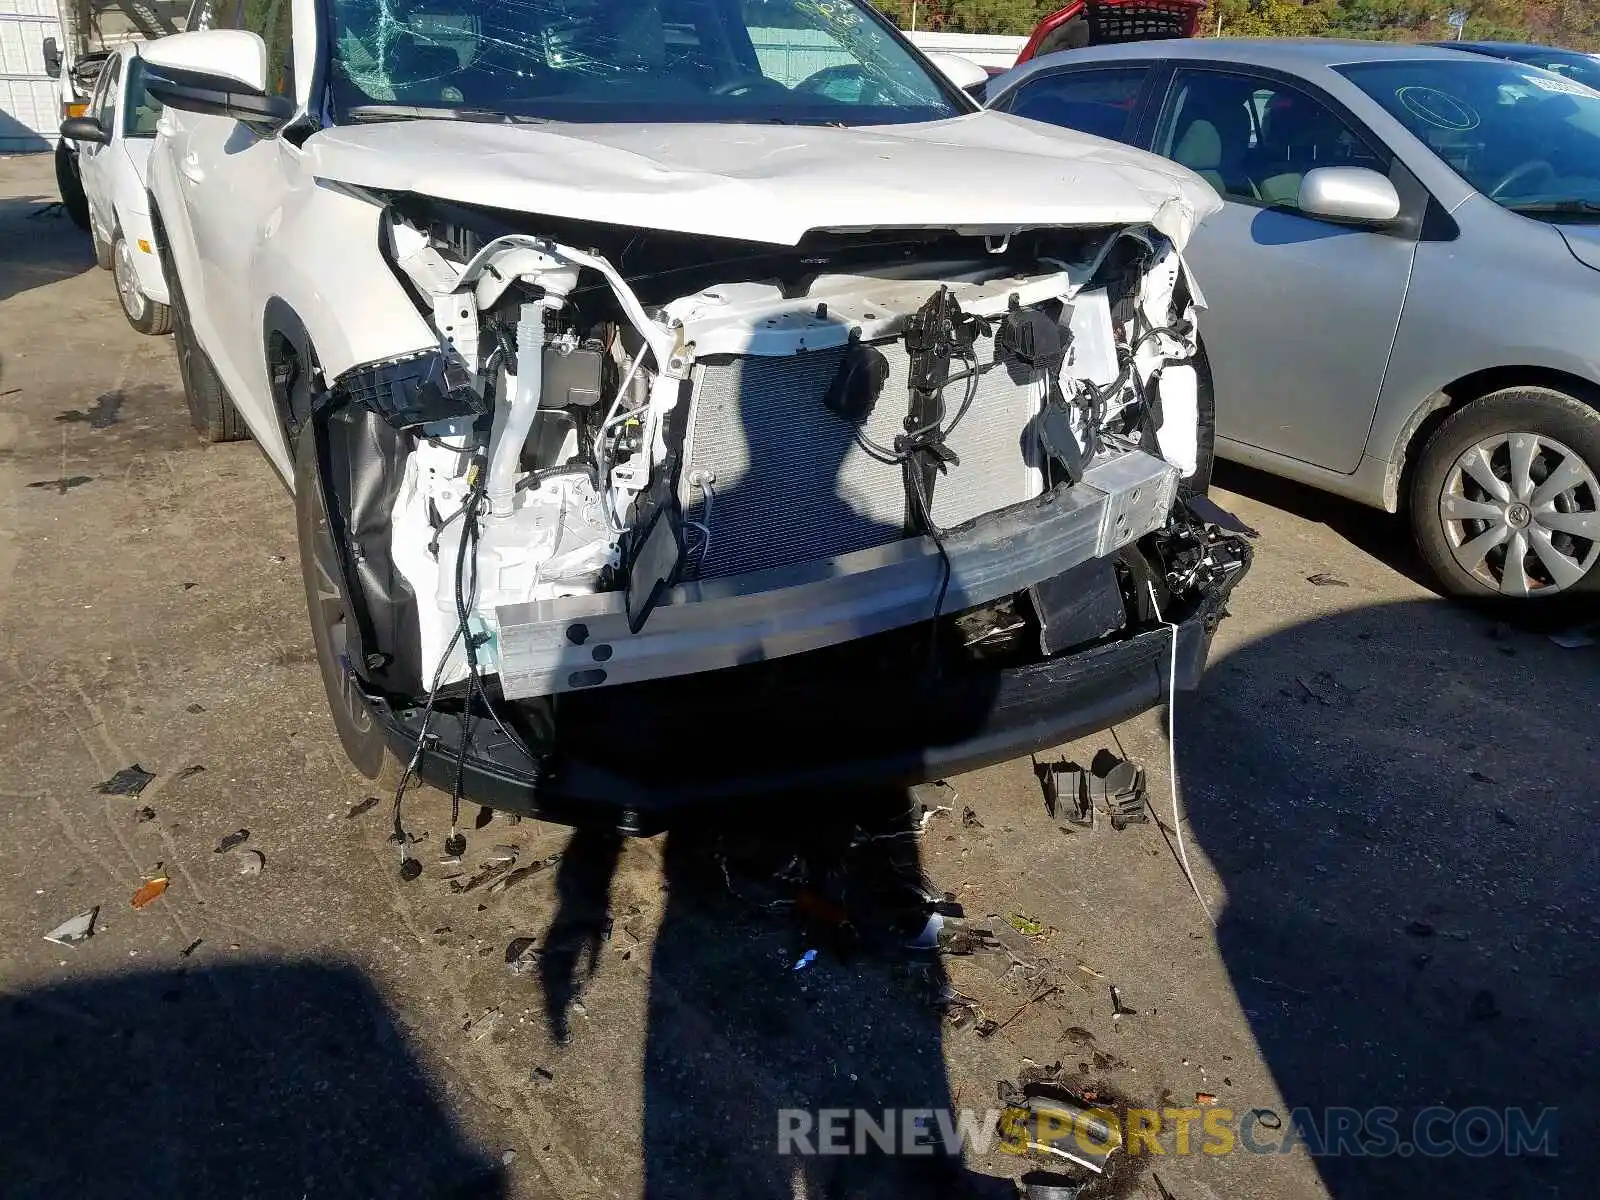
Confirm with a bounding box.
[680,334,1045,579]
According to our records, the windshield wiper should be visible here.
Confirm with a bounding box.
[344,104,548,125]
[1506,198,1600,219]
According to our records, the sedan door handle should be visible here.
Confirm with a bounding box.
[180,153,205,184]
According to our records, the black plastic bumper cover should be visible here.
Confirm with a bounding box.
[365,547,1247,830]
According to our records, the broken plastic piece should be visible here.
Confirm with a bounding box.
[347,796,381,819]
[1021,1170,1089,1200]
[96,764,154,797]
[180,937,203,958]
[1196,1092,1217,1106]
[1306,572,1349,588]
[793,948,818,971]
[1002,1095,1122,1173]
[1109,985,1136,1018]
[962,806,983,829]
[131,876,169,908]
[1185,493,1259,537]
[43,907,98,947]
[1090,749,1148,831]
[974,1018,1000,1038]
[174,764,206,782]
[234,848,266,876]
[214,829,249,854]
[135,806,156,822]
[1037,759,1093,828]
[505,936,539,974]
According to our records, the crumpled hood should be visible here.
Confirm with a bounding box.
[1556,222,1600,274]
[304,110,1220,249]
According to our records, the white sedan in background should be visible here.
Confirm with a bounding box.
[59,43,173,335]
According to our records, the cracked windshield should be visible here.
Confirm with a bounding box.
[327,0,962,123]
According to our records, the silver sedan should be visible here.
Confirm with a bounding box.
[985,39,1600,608]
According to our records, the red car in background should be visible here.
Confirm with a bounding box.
[1018,0,1205,64]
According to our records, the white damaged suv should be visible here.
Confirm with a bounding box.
[142,0,1251,832]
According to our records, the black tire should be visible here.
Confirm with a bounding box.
[1409,385,1600,610]
[168,263,248,442]
[112,231,172,335]
[54,140,90,232]
[295,424,393,780]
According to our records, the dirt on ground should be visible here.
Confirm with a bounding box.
[1,153,1596,1200]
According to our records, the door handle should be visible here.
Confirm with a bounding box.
[180,153,205,184]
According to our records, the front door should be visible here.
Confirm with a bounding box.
[1154,67,1416,474]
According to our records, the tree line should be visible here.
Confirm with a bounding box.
[878,1,1600,51]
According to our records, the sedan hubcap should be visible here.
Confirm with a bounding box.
[1440,432,1600,596]
[114,238,145,320]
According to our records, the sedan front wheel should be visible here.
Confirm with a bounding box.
[1410,385,1600,609]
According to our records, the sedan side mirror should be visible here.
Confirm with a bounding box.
[42,36,62,79]
[1298,166,1401,225]
[141,30,294,129]
[60,115,110,145]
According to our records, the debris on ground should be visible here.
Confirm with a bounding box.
[43,907,98,947]
[793,948,818,971]
[185,703,206,714]
[180,938,203,958]
[505,937,539,974]
[998,1090,1123,1173]
[450,850,520,894]
[1252,1108,1283,1130]
[130,876,169,908]
[1038,750,1148,830]
[463,1006,502,1041]
[1196,1092,1217,1106]
[1468,770,1497,785]
[962,806,984,829]
[1494,807,1517,828]
[1549,623,1597,649]
[1469,989,1501,1020]
[213,829,249,854]
[135,806,156,822]
[1109,985,1136,1018]
[488,852,563,895]
[27,475,93,494]
[1406,920,1436,937]
[173,764,206,782]
[346,796,381,819]
[96,765,154,798]
[1020,1170,1090,1200]
[1306,572,1349,588]
[1008,912,1046,937]
[234,848,266,876]
[975,1017,1000,1038]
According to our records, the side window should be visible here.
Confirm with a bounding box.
[1156,68,1382,210]
[124,56,165,138]
[995,67,1149,146]
[241,0,295,99]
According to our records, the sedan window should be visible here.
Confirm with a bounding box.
[1156,69,1381,210]
[1338,58,1600,217]
[123,56,165,138]
[993,66,1149,145]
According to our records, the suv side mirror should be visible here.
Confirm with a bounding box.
[141,30,293,129]
[43,36,62,79]
[60,115,110,145]
[1298,166,1401,225]
[925,52,990,93]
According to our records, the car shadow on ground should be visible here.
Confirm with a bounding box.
[0,960,506,1199]
[1182,598,1596,1198]
[1214,460,1436,594]
[0,194,95,307]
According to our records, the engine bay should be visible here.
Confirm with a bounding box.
[327,200,1234,706]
